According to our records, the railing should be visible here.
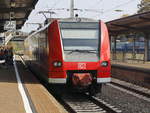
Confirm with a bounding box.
[4,33,14,45]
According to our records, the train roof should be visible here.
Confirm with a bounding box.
[46,17,99,23]
[28,18,99,38]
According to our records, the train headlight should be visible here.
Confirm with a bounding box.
[53,61,62,67]
[101,61,108,67]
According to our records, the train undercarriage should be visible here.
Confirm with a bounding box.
[67,70,102,95]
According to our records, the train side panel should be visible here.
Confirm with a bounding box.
[97,21,111,83]
[24,28,50,81]
[48,20,67,83]
[24,19,111,95]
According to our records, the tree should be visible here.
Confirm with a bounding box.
[138,0,150,13]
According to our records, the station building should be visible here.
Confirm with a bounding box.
[107,11,150,63]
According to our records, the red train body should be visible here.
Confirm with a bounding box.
[24,18,111,94]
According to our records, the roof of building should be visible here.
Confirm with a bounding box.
[0,0,38,33]
[106,11,150,35]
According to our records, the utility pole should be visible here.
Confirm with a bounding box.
[70,0,74,18]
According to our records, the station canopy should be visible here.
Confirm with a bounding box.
[0,0,38,33]
[107,11,150,36]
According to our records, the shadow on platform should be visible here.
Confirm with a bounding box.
[0,61,40,85]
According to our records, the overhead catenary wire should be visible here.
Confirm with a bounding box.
[37,0,66,19]
[85,0,137,17]
[50,0,63,9]
[103,0,137,14]
[78,0,134,18]
[80,0,103,17]
[47,0,69,18]
[92,0,137,20]
[49,0,103,16]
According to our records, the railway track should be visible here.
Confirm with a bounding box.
[110,82,150,98]
[108,82,150,102]
[55,91,122,113]
[19,55,121,113]
[27,74,122,113]
[58,80,150,113]
[19,56,149,113]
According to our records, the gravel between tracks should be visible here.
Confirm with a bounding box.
[96,84,150,113]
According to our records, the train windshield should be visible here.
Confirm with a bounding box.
[60,22,99,51]
[60,22,100,62]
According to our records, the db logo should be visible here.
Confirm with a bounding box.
[78,63,86,69]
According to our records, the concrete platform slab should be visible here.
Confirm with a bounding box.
[111,62,150,89]
[112,62,150,70]
[0,65,25,113]
[15,59,67,113]
[0,58,67,113]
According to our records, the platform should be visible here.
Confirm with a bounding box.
[111,61,150,89]
[112,61,150,70]
[0,64,25,113]
[0,58,67,113]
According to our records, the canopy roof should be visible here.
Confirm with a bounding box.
[0,0,38,33]
[107,11,150,35]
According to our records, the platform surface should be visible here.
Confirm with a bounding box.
[0,65,25,113]
[111,61,150,89]
[0,58,67,113]
[112,61,150,70]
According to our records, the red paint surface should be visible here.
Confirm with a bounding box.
[47,20,111,81]
[48,20,66,78]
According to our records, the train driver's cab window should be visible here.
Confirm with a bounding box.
[60,22,100,52]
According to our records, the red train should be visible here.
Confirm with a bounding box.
[24,18,111,95]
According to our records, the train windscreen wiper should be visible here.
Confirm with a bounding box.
[67,49,97,54]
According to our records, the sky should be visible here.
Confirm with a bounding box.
[21,0,141,32]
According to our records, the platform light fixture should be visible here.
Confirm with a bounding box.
[10,0,16,7]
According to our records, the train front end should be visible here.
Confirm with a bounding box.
[48,19,111,94]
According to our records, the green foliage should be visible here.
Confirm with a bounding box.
[138,0,150,13]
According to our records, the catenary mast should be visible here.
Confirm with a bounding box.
[70,0,74,18]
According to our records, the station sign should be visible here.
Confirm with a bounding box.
[4,21,16,31]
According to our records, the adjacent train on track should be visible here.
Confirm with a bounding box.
[24,18,111,95]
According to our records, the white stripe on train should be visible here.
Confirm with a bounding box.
[97,77,111,83]
[48,77,111,83]
[48,78,67,84]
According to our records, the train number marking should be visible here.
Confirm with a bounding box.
[78,63,86,69]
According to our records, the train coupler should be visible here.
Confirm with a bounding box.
[72,73,92,87]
